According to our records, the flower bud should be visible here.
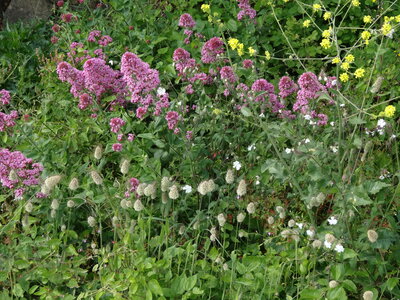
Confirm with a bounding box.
[288,219,295,227]
[90,171,103,185]
[68,178,79,190]
[247,202,255,214]
[312,240,322,248]
[168,185,179,199]
[25,202,33,213]
[161,177,171,192]
[134,199,144,211]
[267,216,274,225]
[120,159,130,174]
[370,76,383,94]
[329,280,338,288]
[51,199,59,210]
[161,192,168,204]
[325,233,336,243]
[94,145,103,160]
[67,200,75,208]
[367,229,378,243]
[363,291,373,300]
[217,213,226,227]
[237,179,247,196]
[237,212,245,223]
[225,169,235,184]
[87,216,96,227]
[45,175,62,190]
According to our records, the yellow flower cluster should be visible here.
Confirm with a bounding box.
[201,4,210,13]
[361,31,371,44]
[379,105,396,118]
[303,20,311,27]
[265,51,271,60]
[341,62,350,71]
[248,47,256,56]
[322,29,331,38]
[323,12,332,21]
[382,23,392,36]
[340,73,349,82]
[228,38,245,56]
[363,15,372,23]
[354,68,365,78]
[320,38,331,49]
[345,54,354,63]
[352,0,360,7]
[313,4,321,12]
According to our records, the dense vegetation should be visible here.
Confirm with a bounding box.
[1,0,400,299]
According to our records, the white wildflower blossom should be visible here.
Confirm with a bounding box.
[67,200,75,208]
[233,161,242,171]
[363,291,373,300]
[312,240,322,248]
[288,219,295,227]
[367,229,378,243]
[68,178,79,190]
[51,199,59,210]
[25,202,33,213]
[90,171,103,185]
[329,280,338,288]
[182,185,192,194]
[324,240,332,248]
[144,183,156,197]
[237,212,245,223]
[247,144,256,151]
[237,179,247,196]
[133,199,144,211]
[94,145,103,160]
[157,87,166,96]
[267,216,274,225]
[377,119,386,128]
[87,216,96,227]
[225,169,235,184]
[45,175,62,190]
[334,244,344,253]
[327,216,338,225]
[136,183,147,196]
[120,159,130,174]
[217,213,226,227]
[246,202,255,214]
[169,185,179,199]
[161,176,171,192]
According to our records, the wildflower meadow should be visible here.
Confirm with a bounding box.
[0,0,399,299]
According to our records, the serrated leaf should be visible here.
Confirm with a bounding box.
[240,107,252,117]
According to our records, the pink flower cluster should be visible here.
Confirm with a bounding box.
[165,111,180,132]
[201,37,225,64]
[294,72,325,113]
[179,13,196,28]
[237,0,257,21]
[173,48,196,78]
[0,148,43,198]
[110,117,125,133]
[220,66,237,83]
[278,76,298,99]
[0,89,11,105]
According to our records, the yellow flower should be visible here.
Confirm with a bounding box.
[265,51,271,60]
[322,29,331,38]
[332,57,341,64]
[340,73,349,82]
[303,20,311,27]
[213,108,222,115]
[352,0,360,7]
[361,31,371,40]
[208,16,212,22]
[363,15,372,23]
[382,23,392,35]
[320,38,331,49]
[313,4,322,12]
[345,54,355,63]
[341,62,350,70]
[383,105,396,118]
[201,4,210,13]
[228,38,239,50]
[248,47,256,56]
[354,68,365,78]
[323,12,332,20]
[396,15,400,23]
[237,43,244,56]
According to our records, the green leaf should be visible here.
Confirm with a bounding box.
[348,117,366,125]
[12,284,24,297]
[240,107,253,117]
[148,279,163,296]
[327,287,347,300]
[299,288,323,299]
[365,181,391,195]
[385,277,399,291]
[343,249,357,260]
[227,19,237,32]
[342,280,357,293]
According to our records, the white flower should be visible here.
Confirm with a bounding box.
[233,161,242,171]
[247,144,256,151]
[377,119,386,128]
[304,138,310,144]
[391,134,396,139]
[304,114,311,120]
[237,212,245,223]
[330,121,335,126]
[324,240,332,248]
[217,213,226,227]
[157,87,166,96]
[247,202,256,214]
[327,216,338,225]
[259,113,265,117]
[255,175,260,185]
[108,60,114,66]
[134,199,144,211]
[379,175,385,180]
[385,29,394,39]
[334,244,344,253]
[339,103,345,107]
[296,223,304,229]
[306,229,315,238]
[331,79,337,86]
[309,120,316,125]
[285,148,292,154]
[182,185,192,194]
[330,146,338,153]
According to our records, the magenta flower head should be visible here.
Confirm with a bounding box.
[278,76,298,98]
[0,90,11,105]
[201,37,225,64]
[179,13,196,28]
[165,111,180,130]
[252,79,274,93]
[297,72,324,93]
[173,48,191,62]
[51,24,60,33]
[112,143,123,152]
[220,66,237,83]
[61,13,73,23]
[109,117,125,133]
[242,59,253,69]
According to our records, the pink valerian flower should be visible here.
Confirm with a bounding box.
[201,37,225,64]
[237,0,257,21]
[136,106,148,119]
[78,93,93,110]
[311,110,328,126]
[325,76,340,89]
[61,13,74,23]
[56,1,64,7]
[35,192,47,199]
[98,35,113,46]
[0,90,11,105]
[51,24,60,33]
[128,177,139,192]
[112,143,123,152]
[117,134,123,141]
[88,30,102,42]
[279,76,298,99]
[93,48,106,60]
[173,48,197,78]
[165,111,180,130]
[220,66,237,83]
[0,148,43,197]
[178,13,196,28]
[242,59,253,69]
[223,89,230,96]
[173,128,180,134]
[154,93,170,116]
[294,72,325,113]
[0,111,18,132]
[51,36,59,44]
[120,52,160,103]
[189,72,209,84]
[127,133,135,142]
[109,117,126,133]
[186,131,193,140]
[185,84,194,94]
[91,113,97,118]
[57,61,86,97]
